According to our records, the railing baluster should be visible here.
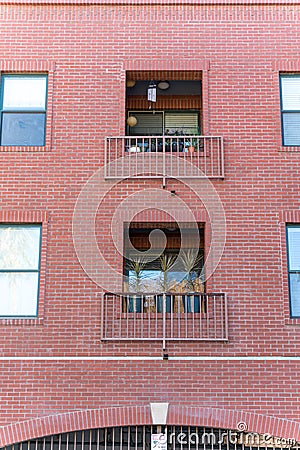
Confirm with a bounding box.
[118,295,122,338]
[155,295,158,339]
[163,293,166,351]
[204,137,207,175]
[104,138,108,178]
[178,295,182,339]
[224,293,228,340]
[185,295,188,337]
[100,292,105,340]
[126,295,129,338]
[213,294,217,339]
[206,294,210,338]
[192,294,195,338]
[221,136,224,178]
[199,294,203,339]
[141,294,144,339]
[162,136,166,187]
[133,299,137,338]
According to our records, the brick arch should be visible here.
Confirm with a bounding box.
[0,406,299,448]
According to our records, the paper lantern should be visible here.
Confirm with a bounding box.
[127,115,137,127]
[126,80,136,88]
[147,81,157,102]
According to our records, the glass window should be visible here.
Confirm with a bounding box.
[164,112,199,135]
[128,111,164,136]
[127,111,200,136]
[280,75,300,146]
[0,224,41,316]
[0,75,47,146]
[123,225,204,312]
[287,226,300,317]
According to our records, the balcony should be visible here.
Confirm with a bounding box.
[104,135,224,180]
[100,292,228,348]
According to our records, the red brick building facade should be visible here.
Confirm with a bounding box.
[1,0,300,448]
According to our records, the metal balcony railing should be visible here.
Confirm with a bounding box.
[101,292,228,348]
[104,135,224,179]
[6,427,298,450]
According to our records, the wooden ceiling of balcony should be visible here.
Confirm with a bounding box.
[126,70,202,81]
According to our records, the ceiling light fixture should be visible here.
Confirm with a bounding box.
[157,80,170,90]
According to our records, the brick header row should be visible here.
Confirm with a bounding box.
[1,0,300,5]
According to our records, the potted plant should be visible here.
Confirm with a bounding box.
[184,139,191,152]
[191,137,198,152]
[127,257,146,312]
[184,137,197,153]
[179,250,204,312]
[189,134,202,153]
[158,253,176,312]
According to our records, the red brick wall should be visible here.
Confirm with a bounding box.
[1,0,300,439]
